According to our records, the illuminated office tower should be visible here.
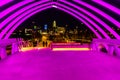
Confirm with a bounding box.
[53,20,56,28]
[25,28,27,34]
[34,25,37,29]
[53,20,57,33]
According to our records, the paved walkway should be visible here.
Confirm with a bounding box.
[0,48,120,80]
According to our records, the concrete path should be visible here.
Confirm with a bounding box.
[0,48,120,80]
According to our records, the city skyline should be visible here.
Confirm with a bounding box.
[17,8,88,30]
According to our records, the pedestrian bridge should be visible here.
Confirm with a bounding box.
[0,38,120,80]
[1,38,120,59]
[0,0,120,80]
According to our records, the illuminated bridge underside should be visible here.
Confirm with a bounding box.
[0,0,120,39]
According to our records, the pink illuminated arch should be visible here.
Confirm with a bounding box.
[59,0,120,39]
[0,0,13,7]
[92,0,120,15]
[0,2,104,39]
[5,5,102,39]
[3,2,110,39]
[74,0,120,28]
[0,0,35,19]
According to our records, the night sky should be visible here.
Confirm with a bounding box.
[17,8,91,31]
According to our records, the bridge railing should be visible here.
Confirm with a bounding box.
[0,38,23,59]
[50,42,91,51]
[91,39,120,57]
[51,42,81,49]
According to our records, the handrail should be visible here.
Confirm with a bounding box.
[0,38,23,59]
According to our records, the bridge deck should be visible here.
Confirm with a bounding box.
[0,48,120,80]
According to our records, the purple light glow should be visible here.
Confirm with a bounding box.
[60,0,120,39]
[0,0,48,30]
[4,3,102,39]
[1,1,120,79]
[74,0,120,28]
[93,0,120,15]
[0,0,34,19]
[1,48,120,80]
[0,0,13,7]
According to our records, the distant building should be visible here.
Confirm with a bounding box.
[53,20,56,28]
[57,27,65,34]
[53,20,57,33]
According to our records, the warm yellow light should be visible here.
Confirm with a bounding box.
[52,48,90,51]
[20,47,46,52]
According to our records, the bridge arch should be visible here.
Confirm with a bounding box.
[5,3,102,39]
[0,0,120,39]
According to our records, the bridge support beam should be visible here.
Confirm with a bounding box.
[91,39,120,58]
[115,47,120,57]
[11,43,19,54]
[0,47,7,59]
[108,45,114,55]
